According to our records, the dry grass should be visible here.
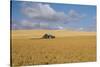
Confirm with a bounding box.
[11,30,96,66]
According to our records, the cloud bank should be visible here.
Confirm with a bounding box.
[21,2,85,23]
[12,2,86,30]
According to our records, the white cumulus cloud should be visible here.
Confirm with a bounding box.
[12,2,87,30]
[21,2,85,23]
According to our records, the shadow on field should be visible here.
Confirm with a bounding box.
[30,38,55,40]
[30,34,56,40]
[30,38,43,40]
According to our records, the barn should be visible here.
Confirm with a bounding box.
[42,33,55,39]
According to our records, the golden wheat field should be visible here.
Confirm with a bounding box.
[11,30,96,66]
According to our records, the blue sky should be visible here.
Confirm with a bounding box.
[11,1,96,31]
